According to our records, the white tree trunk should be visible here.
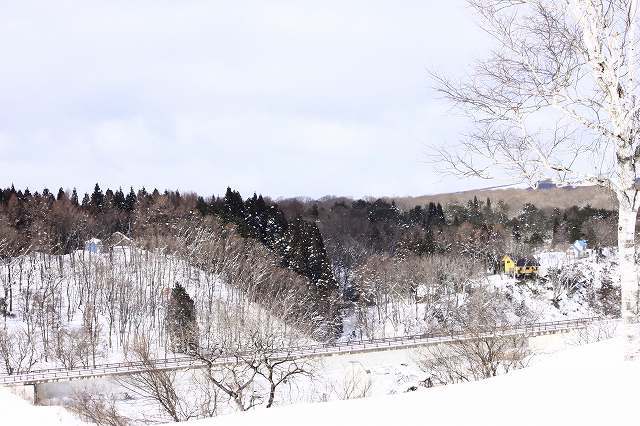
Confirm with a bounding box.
[618,206,640,360]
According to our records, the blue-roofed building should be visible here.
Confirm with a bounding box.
[568,239,588,258]
[85,238,103,254]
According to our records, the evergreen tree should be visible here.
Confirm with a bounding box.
[281,217,341,337]
[138,187,148,199]
[426,202,438,225]
[166,283,199,354]
[436,203,446,225]
[495,200,510,224]
[196,196,209,216]
[113,188,126,210]
[482,197,493,223]
[104,188,115,209]
[90,183,104,212]
[71,188,79,206]
[222,187,250,235]
[125,187,137,212]
[468,196,482,225]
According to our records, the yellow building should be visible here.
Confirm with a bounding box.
[501,255,516,274]
[516,257,540,278]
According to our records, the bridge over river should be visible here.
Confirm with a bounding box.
[1,316,607,404]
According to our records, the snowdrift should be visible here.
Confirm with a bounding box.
[190,337,634,426]
[0,387,84,425]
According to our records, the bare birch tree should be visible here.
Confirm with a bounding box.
[432,0,640,359]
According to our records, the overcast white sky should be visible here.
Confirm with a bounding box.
[0,1,506,199]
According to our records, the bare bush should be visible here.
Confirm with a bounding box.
[571,320,618,346]
[67,391,129,426]
[243,331,314,408]
[197,349,261,412]
[325,367,372,401]
[546,266,587,308]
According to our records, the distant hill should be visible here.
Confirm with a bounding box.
[389,184,616,212]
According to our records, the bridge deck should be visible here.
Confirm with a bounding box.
[1,317,606,386]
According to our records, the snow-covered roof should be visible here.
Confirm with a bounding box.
[85,238,102,244]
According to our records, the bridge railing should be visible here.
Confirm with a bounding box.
[0,316,609,385]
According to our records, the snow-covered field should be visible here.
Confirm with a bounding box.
[5,333,629,425]
[35,325,595,422]
[184,336,632,426]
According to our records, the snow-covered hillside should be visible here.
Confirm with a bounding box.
[1,247,622,424]
[487,250,619,321]
[186,337,632,426]
[340,249,619,341]
[1,247,308,373]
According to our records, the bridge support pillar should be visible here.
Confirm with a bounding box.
[10,384,39,404]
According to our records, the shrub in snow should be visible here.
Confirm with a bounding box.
[546,266,587,308]
[597,276,620,318]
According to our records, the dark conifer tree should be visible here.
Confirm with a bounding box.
[113,188,126,210]
[104,188,115,209]
[196,196,209,216]
[166,283,199,354]
[468,196,482,226]
[222,187,250,235]
[125,187,137,212]
[90,183,104,212]
[71,188,79,206]
[482,198,493,223]
[436,203,446,225]
[281,217,341,337]
[138,187,148,199]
